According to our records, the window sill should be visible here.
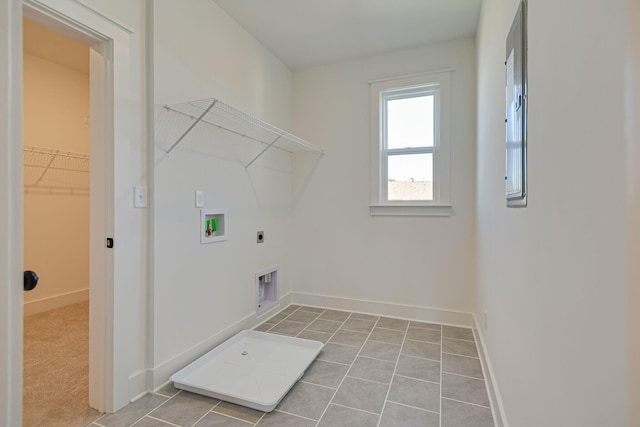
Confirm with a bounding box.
[369,204,452,217]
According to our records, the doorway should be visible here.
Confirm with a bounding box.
[21,17,98,425]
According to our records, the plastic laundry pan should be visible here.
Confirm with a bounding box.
[170,330,324,412]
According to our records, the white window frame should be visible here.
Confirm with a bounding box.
[370,71,452,216]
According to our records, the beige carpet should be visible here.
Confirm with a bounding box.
[23,301,102,427]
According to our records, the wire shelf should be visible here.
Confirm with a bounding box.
[23,145,89,194]
[162,98,324,167]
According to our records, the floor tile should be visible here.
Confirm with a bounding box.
[388,376,440,413]
[369,327,405,345]
[298,306,324,313]
[319,310,351,322]
[379,401,439,427]
[409,321,442,331]
[307,319,342,334]
[269,320,307,336]
[332,377,389,414]
[277,381,335,420]
[330,330,369,347]
[350,313,379,322]
[297,329,333,343]
[193,412,253,426]
[279,305,300,315]
[360,340,401,362]
[318,343,360,365]
[98,393,167,427]
[442,353,483,379]
[133,416,176,427]
[257,410,316,426]
[286,310,320,323]
[265,313,288,325]
[442,338,479,358]
[212,401,265,424]
[402,340,441,361]
[156,382,180,398]
[318,404,379,427]
[341,318,376,333]
[396,355,441,383]
[406,327,441,344]
[442,373,490,407]
[302,360,349,388]
[348,357,395,384]
[253,323,272,332]
[441,398,494,427]
[377,317,409,331]
[442,326,474,341]
[149,391,218,426]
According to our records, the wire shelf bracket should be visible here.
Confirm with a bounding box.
[162,97,324,168]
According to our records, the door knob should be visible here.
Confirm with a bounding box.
[24,270,38,291]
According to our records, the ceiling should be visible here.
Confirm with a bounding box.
[23,18,89,75]
[213,0,482,70]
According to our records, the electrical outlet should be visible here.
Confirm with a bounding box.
[257,231,264,244]
[195,191,204,208]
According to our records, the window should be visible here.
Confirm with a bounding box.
[370,71,452,216]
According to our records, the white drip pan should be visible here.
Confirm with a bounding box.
[170,330,324,412]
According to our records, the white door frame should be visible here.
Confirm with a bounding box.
[0,1,25,425]
[0,0,134,419]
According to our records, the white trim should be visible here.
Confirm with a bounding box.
[0,2,24,425]
[145,292,294,390]
[370,204,453,217]
[370,71,452,214]
[368,68,455,85]
[472,313,508,427]
[23,288,89,316]
[290,292,474,327]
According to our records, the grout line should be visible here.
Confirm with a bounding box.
[376,321,410,427]
[442,351,480,360]
[408,323,443,331]
[315,313,382,427]
[274,409,319,422]
[442,397,492,410]
[386,400,440,416]
[394,373,440,385]
[345,375,391,386]
[117,393,177,427]
[316,356,352,366]
[441,370,484,381]
[358,354,396,365]
[299,380,338,390]
[405,338,441,346]
[138,415,181,427]
[442,336,476,344]
[209,408,260,425]
[367,338,403,346]
[331,402,382,417]
[399,353,441,363]
[253,411,266,426]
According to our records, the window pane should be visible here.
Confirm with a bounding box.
[387,95,434,149]
[387,153,433,201]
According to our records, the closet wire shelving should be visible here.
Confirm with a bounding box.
[162,98,324,167]
[23,145,89,194]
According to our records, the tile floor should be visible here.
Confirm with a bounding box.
[88,305,494,427]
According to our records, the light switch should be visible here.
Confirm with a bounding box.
[134,185,147,208]
[195,191,204,208]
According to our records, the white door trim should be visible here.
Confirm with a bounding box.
[21,0,133,414]
[0,1,24,425]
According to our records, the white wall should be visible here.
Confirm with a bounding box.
[476,0,629,425]
[290,39,477,316]
[152,0,294,381]
[626,0,640,424]
[23,51,90,315]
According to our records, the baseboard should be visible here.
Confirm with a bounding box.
[291,292,475,327]
[143,292,293,393]
[472,313,508,427]
[23,288,89,316]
